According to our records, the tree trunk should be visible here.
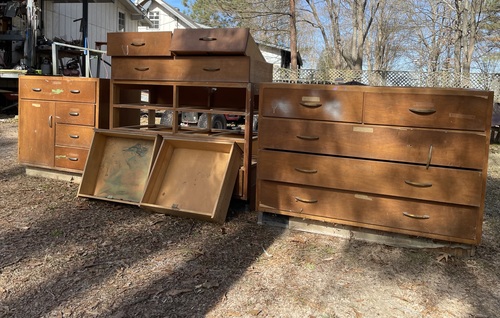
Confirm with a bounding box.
[290,0,298,70]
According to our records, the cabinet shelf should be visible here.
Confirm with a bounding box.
[176,107,247,116]
[113,103,174,110]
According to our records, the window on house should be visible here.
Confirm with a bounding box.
[118,12,125,32]
[148,11,160,29]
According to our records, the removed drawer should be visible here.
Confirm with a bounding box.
[107,32,172,56]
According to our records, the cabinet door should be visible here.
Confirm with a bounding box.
[18,100,55,167]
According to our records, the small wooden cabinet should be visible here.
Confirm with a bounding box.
[18,75,109,173]
[257,83,494,245]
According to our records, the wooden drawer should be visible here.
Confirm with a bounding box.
[258,150,483,206]
[111,57,272,83]
[364,90,491,131]
[54,146,88,171]
[258,181,479,243]
[56,124,94,148]
[170,28,264,61]
[56,103,95,126]
[259,118,487,169]
[259,85,363,123]
[107,32,172,56]
[19,76,96,103]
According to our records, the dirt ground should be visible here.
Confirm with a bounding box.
[1,114,500,318]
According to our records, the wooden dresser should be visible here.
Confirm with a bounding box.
[257,83,494,245]
[106,29,272,203]
[18,76,109,173]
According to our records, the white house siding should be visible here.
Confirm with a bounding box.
[43,2,140,45]
[42,1,141,77]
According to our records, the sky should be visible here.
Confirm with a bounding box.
[165,0,188,12]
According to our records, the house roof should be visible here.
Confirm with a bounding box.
[138,0,201,28]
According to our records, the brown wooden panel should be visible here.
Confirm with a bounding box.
[54,146,88,171]
[258,181,479,243]
[141,138,242,223]
[259,118,487,169]
[258,150,483,206]
[19,76,96,103]
[111,56,271,83]
[18,100,55,167]
[170,28,264,61]
[364,91,490,131]
[56,103,95,126]
[260,86,363,123]
[55,124,94,148]
[107,32,172,56]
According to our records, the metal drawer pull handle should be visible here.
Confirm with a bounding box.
[403,212,430,219]
[135,67,150,71]
[409,108,437,115]
[299,102,322,108]
[296,135,319,141]
[69,112,80,116]
[69,134,80,139]
[203,67,221,72]
[131,42,146,46]
[295,197,318,204]
[32,88,42,92]
[70,90,81,94]
[426,145,433,169]
[199,37,217,41]
[48,115,53,128]
[68,157,79,161]
[295,168,318,174]
[404,180,432,187]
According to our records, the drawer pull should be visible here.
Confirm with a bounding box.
[203,67,221,72]
[199,37,217,41]
[131,42,146,47]
[403,212,430,219]
[409,108,437,115]
[48,115,53,128]
[296,135,319,141]
[69,134,80,139]
[69,112,80,116]
[426,145,433,169]
[135,67,150,71]
[68,157,79,161]
[404,180,433,188]
[294,168,318,174]
[70,90,81,94]
[295,197,318,204]
[32,88,42,92]
[299,102,323,108]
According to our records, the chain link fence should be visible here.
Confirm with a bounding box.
[273,67,500,103]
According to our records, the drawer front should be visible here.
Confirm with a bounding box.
[19,77,96,102]
[170,28,262,60]
[260,86,363,122]
[259,118,487,169]
[56,124,94,148]
[107,32,172,56]
[258,150,483,206]
[54,147,88,171]
[258,181,479,243]
[364,92,489,131]
[111,57,252,82]
[56,103,95,126]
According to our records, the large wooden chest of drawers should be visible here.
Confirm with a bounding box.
[18,76,110,173]
[257,83,494,245]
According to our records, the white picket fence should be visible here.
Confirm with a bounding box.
[272,67,500,103]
